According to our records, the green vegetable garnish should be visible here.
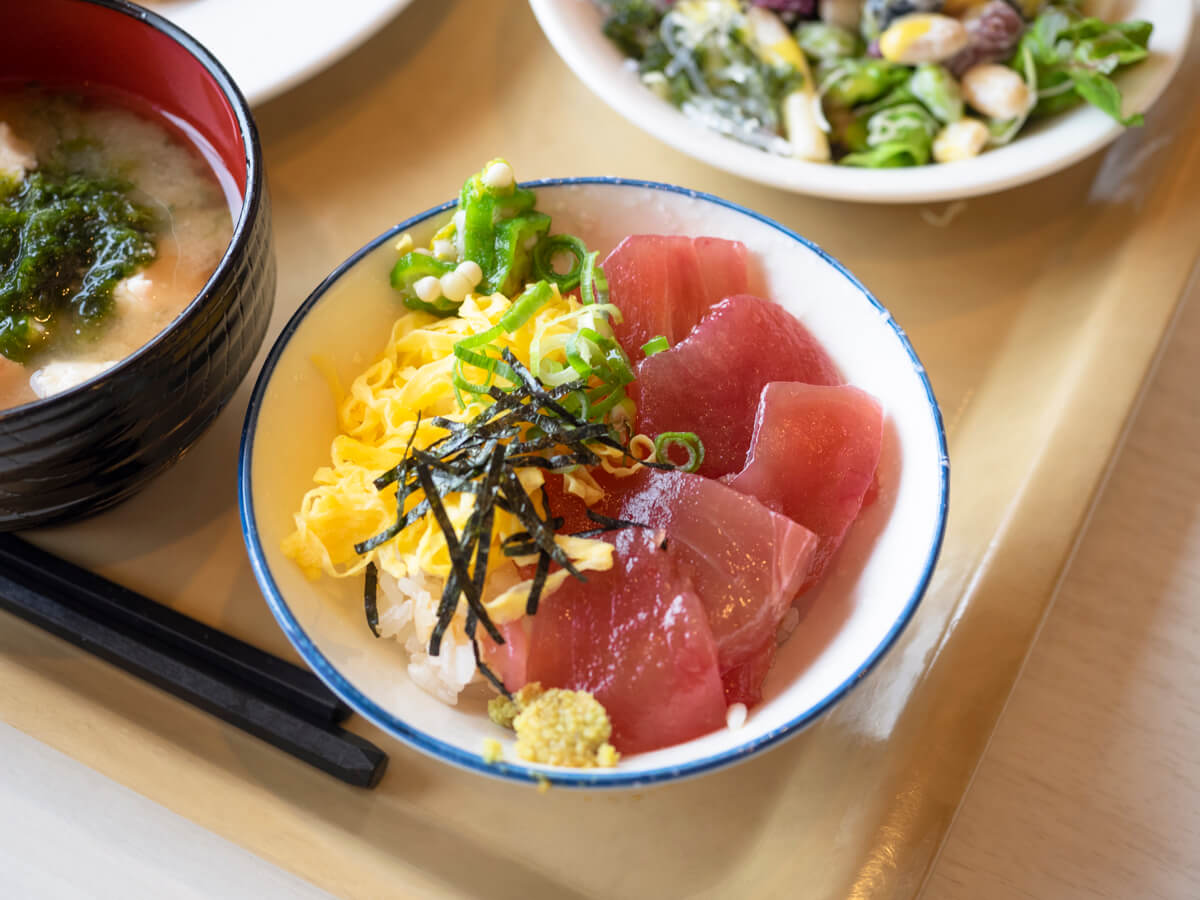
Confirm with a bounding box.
[389,252,456,315]
[492,212,551,297]
[0,169,157,363]
[654,431,705,473]
[450,281,556,404]
[641,335,669,356]
[532,233,588,292]
[579,251,609,306]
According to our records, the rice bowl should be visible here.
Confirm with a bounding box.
[239,176,948,788]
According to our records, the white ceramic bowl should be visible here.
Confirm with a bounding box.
[239,179,949,788]
[528,0,1192,203]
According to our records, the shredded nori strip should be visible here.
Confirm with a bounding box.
[470,628,512,699]
[356,356,664,666]
[584,509,645,531]
[526,547,552,617]
[568,509,654,540]
[364,561,380,638]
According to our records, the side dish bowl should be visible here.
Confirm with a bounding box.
[528,0,1192,204]
[240,178,949,788]
[0,0,275,529]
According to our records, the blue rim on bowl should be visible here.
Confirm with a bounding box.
[238,177,950,789]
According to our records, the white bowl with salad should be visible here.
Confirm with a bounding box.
[529,0,1192,203]
[240,160,948,788]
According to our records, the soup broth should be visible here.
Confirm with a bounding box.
[0,86,235,410]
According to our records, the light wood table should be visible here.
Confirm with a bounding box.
[926,284,1200,898]
[1,1,1198,896]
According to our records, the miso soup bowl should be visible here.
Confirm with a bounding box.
[240,178,949,789]
[0,0,275,529]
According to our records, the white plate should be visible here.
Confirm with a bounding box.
[528,0,1193,203]
[239,178,949,788]
[144,0,414,105]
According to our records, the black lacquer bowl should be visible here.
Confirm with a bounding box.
[0,0,275,529]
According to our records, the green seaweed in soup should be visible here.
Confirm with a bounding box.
[0,169,158,362]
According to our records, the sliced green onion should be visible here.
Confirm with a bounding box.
[498,281,553,332]
[532,234,588,291]
[579,251,610,306]
[565,327,602,379]
[452,344,517,398]
[654,432,705,473]
[454,321,506,351]
[586,386,628,421]
[564,327,634,387]
[451,282,555,409]
[642,335,669,356]
[599,336,635,385]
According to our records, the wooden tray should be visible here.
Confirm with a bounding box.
[4,3,1200,896]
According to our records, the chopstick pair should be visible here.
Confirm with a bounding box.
[0,534,388,788]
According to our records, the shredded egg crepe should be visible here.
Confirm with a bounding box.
[282,282,641,650]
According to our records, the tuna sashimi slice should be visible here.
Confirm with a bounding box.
[613,468,817,674]
[694,237,750,309]
[728,382,883,592]
[721,636,776,708]
[479,619,529,694]
[526,528,726,754]
[604,235,749,360]
[635,294,843,478]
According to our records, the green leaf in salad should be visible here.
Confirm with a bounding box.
[869,102,938,146]
[601,0,665,60]
[1014,4,1152,128]
[1068,69,1143,127]
[908,64,964,125]
[794,23,863,62]
[840,141,928,169]
[818,58,908,109]
[828,108,870,154]
[988,44,1039,147]
[1071,27,1149,72]
[842,102,938,167]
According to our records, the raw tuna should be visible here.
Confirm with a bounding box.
[526,527,726,753]
[694,237,750,309]
[537,472,598,535]
[604,235,748,359]
[720,636,776,707]
[479,619,529,693]
[612,468,816,674]
[635,294,843,478]
[728,382,883,591]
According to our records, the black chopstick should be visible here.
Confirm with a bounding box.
[0,535,388,788]
[0,534,350,726]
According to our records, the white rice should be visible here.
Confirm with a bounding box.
[377,572,479,705]
[726,703,748,731]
